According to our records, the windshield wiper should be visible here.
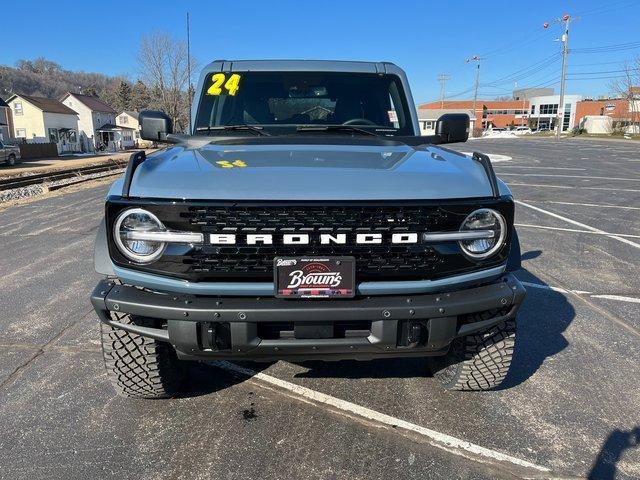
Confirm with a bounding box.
[195,124,271,136]
[296,125,379,137]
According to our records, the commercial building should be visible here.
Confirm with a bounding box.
[527,94,582,131]
[418,100,530,131]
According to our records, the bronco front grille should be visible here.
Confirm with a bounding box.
[106,199,514,283]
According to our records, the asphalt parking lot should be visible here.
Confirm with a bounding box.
[0,137,638,479]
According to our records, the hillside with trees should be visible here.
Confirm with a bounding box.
[0,32,195,132]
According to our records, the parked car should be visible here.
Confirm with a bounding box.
[0,140,21,166]
[91,60,524,398]
[513,126,532,135]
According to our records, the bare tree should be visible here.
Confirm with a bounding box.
[137,32,197,132]
[609,57,640,134]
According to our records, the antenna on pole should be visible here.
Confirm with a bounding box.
[438,73,451,108]
[186,11,192,133]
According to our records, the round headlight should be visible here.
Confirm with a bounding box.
[114,208,166,263]
[458,208,506,259]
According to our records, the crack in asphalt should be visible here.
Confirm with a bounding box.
[0,308,96,391]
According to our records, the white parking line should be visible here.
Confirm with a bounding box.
[214,361,551,476]
[515,200,640,250]
[500,173,640,182]
[494,166,586,171]
[518,200,640,211]
[590,294,640,304]
[507,182,640,193]
[514,223,640,239]
[521,281,591,295]
[522,282,640,305]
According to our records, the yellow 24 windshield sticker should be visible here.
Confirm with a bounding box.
[206,73,242,96]
[216,160,247,169]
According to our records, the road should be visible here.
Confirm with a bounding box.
[0,137,638,479]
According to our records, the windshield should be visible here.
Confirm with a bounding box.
[195,71,412,136]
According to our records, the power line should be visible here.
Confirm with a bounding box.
[574,0,640,18]
[572,41,640,53]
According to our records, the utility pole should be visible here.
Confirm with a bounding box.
[467,56,482,131]
[438,73,451,108]
[186,12,193,133]
[556,14,570,140]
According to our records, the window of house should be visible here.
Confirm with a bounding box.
[48,128,59,143]
[14,102,23,116]
[68,130,77,143]
[120,115,128,124]
[16,128,26,138]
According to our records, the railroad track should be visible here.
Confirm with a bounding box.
[0,160,128,191]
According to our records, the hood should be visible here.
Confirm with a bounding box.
[127,140,503,200]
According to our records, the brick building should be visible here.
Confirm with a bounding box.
[418,99,531,131]
[574,99,630,127]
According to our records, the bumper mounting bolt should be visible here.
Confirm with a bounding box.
[435,297,441,302]
[183,311,189,317]
[409,309,415,316]
[238,312,247,320]
[112,303,120,311]
[438,307,445,314]
[213,312,220,318]
[500,298,508,305]
[382,310,391,318]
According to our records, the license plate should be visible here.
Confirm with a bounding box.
[274,257,355,299]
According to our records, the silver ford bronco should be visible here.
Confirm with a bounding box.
[91,60,524,398]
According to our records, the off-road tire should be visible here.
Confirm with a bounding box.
[6,154,16,166]
[101,312,185,398]
[428,318,516,391]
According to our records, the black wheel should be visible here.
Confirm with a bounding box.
[101,312,185,398]
[428,318,516,391]
[6,154,16,166]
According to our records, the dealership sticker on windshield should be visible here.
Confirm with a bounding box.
[206,73,242,96]
[275,257,355,299]
[387,110,398,122]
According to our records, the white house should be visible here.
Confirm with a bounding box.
[61,92,116,152]
[7,94,80,153]
[116,111,152,148]
[0,97,13,141]
[416,108,475,135]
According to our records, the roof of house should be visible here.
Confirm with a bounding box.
[9,94,78,115]
[0,98,8,108]
[62,92,116,113]
[96,123,135,131]
[121,110,140,120]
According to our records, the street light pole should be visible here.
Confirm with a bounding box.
[556,14,570,140]
[438,73,451,108]
[467,56,482,131]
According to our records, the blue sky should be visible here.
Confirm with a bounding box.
[3,0,640,103]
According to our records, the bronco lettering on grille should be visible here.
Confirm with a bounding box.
[209,233,419,245]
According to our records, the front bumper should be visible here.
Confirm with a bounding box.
[91,274,525,361]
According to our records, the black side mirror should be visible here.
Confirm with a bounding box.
[435,113,470,144]
[140,110,173,142]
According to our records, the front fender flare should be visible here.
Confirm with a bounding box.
[94,217,115,276]
[506,228,521,272]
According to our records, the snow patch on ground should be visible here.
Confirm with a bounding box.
[461,152,512,163]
